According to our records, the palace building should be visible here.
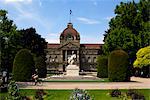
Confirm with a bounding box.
[46,22,103,72]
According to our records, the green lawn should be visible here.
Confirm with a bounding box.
[42,78,109,82]
[0,89,149,100]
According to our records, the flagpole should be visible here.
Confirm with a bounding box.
[69,10,72,23]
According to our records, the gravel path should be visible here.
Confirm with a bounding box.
[17,77,150,90]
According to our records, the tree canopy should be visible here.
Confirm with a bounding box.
[0,10,19,72]
[133,46,150,68]
[0,9,47,73]
[103,0,150,63]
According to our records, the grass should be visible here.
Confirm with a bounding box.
[1,89,149,100]
[42,78,109,82]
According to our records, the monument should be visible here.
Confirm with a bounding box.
[66,53,79,76]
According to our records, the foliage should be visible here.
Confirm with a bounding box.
[0,10,47,73]
[18,28,47,56]
[34,89,46,100]
[97,55,108,78]
[70,88,91,100]
[7,81,21,99]
[12,49,35,81]
[103,0,150,65]
[35,56,47,78]
[108,49,130,82]
[110,89,121,97]
[126,89,145,100]
[0,10,20,72]
[133,46,150,68]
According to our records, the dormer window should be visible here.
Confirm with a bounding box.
[66,33,73,40]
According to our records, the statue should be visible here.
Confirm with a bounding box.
[66,51,79,76]
[68,53,76,65]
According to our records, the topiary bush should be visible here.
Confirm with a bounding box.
[34,56,47,78]
[97,55,108,78]
[12,49,35,81]
[110,89,121,97]
[126,89,145,100]
[108,49,130,82]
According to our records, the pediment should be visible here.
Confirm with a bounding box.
[59,42,79,49]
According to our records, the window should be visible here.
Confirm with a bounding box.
[93,57,97,63]
[55,56,58,62]
[66,33,73,40]
[82,57,85,62]
[88,57,91,63]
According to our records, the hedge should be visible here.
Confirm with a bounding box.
[97,55,108,78]
[12,49,35,81]
[108,49,130,82]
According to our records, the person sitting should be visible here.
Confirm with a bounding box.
[32,74,39,85]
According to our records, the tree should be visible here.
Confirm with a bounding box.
[103,0,150,64]
[12,49,35,81]
[0,10,47,74]
[18,28,47,57]
[0,10,20,72]
[35,56,47,78]
[133,46,150,68]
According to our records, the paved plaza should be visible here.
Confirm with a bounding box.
[17,77,150,90]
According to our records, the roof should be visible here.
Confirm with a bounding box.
[80,44,103,49]
[47,43,103,49]
[60,23,79,37]
[47,44,60,48]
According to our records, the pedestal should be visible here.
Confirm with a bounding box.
[66,65,79,76]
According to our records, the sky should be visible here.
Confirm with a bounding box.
[0,0,139,44]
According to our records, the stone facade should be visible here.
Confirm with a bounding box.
[46,23,103,72]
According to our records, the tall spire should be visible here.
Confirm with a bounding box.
[69,9,72,23]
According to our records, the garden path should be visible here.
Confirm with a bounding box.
[17,77,150,90]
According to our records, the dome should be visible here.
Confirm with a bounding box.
[60,23,80,40]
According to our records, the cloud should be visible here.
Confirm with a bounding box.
[46,38,59,43]
[4,0,32,4]
[93,1,97,6]
[80,34,104,44]
[77,17,100,24]
[39,0,42,7]
[105,16,113,21]
[48,33,59,37]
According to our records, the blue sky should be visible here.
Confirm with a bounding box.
[0,0,138,43]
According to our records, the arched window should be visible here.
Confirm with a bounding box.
[93,57,97,63]
[88,57,91,63]
[49,56,53,62]
[55,56,58,62]
[66,33,74,40]
[82,57,85,62]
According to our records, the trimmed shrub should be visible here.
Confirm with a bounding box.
[12,49,35,81]
[34,89,46,100]
[126,89,145,100]
[35,56,47,78]
[97,55,108,78]
[108,49,130,82]
[110,89,121,97]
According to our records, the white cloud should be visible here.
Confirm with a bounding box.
[93,1,97,6]
[4,0,32,4]
[105,16,113,21]
[77,17,100,24]
[46,38,59,43]
[48,33,59,37]
[80,34,104,44]
[39,0,42,7]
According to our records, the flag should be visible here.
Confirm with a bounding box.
[70,10,72,15]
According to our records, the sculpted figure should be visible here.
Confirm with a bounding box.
[68,54,76,65]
